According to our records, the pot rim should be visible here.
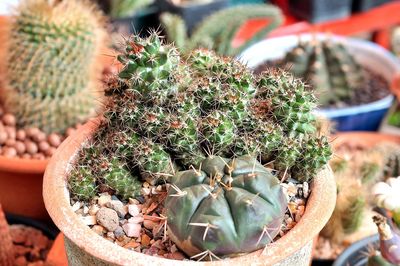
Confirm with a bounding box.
[238,33,400,118]
[43,118,336,265]
[0,156,48,174]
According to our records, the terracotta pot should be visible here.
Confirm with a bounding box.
[0,15,121,220]
[43,119,336,266]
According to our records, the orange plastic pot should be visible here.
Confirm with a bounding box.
[0,15,121,220]
[43,119,336,265]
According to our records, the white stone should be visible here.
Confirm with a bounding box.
[122,223,141,238]
[128,204,140,216]
[98,193,111,206]
[82,215,97,225]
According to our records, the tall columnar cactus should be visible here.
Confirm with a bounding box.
[69,33,331,204]
[1,0,106,134]
[282,38,364,105]
[165,156,287,258]
[160,4,283,56]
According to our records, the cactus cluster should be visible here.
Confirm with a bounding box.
[281,37,364,106]
[160,4,283,56]
[1,0,105,134]
[69,33,331,201]
[165,156,287,258]
[68,33,331,258]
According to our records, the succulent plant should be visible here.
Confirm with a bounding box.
[372,177,400,228]
[1,0,106,134]
[68,33,330,208]
[282,37,364,106]
[165,155,287,258]
[371,215,400,265]
[160,4,283,56]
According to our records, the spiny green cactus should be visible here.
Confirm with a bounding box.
[160,4,283,56]
[69,33,331,202]
[165,156,287,258]
[69,167,97,201]
[282,37,364,106]
[2,0,105,134]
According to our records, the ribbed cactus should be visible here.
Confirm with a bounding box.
[69,33,330,208]
[1,0,105,134]
[165,156,287,258]
[160,4,283,56]
[282,37,364,106]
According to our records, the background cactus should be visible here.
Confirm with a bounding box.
[281,37,364,106]
[108,0,154,18]
[165,156,287,258]
[69,33,330,206]
[160,4,283,56]
[1,0,106,134]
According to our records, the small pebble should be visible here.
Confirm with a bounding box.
[48,133,61,147]
[88,205,100,216]
[128,216,144,224]
[14,141,26,155]
[5,138,15,147]
[2,113,16,126]
[3,147,16,157]
[0,131,7,144]
[114,226,125,240]
[16,129,26,141]
[92,225,105,236]
[98,193,112,207]
[96,207,119,232]
[38,141,50,152]
[26,128,40,138]
[5,126,16,140]
[71,201,82,212]
[25,141,38,155]
[128,204,140,216]
[143,220,155,230]
[106,200,127,218]
[82,215,97,226]
[44,147,56,157]
[122,223,141,238]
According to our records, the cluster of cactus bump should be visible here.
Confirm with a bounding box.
[2,0,105,134]
[282,37,364,106]
[161,4,283,56]
[165,156,287,258]
[69,33,331,202]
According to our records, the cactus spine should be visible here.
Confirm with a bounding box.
[1,0,106,134]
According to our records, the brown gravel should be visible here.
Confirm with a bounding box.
[9,224,53,265]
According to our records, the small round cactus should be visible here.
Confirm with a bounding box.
[165,156,287,258]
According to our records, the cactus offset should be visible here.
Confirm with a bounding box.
[282,38,364,105]
[2,0,105,134]
[165,156,287,258]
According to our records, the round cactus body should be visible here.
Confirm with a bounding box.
[165,156,287,258]
[3,0,105,134]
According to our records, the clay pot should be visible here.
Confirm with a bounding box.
[43,119,336,265]
[0,15,120,220]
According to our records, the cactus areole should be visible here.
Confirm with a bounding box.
[165,156,287,258]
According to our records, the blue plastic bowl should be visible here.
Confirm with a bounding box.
[318,95,394,131]
[239,34,400,132]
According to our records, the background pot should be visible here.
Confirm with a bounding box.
[43,119,336,266]
[238,33,400,132]
[332,235,379,266]
[352,0,393,12]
